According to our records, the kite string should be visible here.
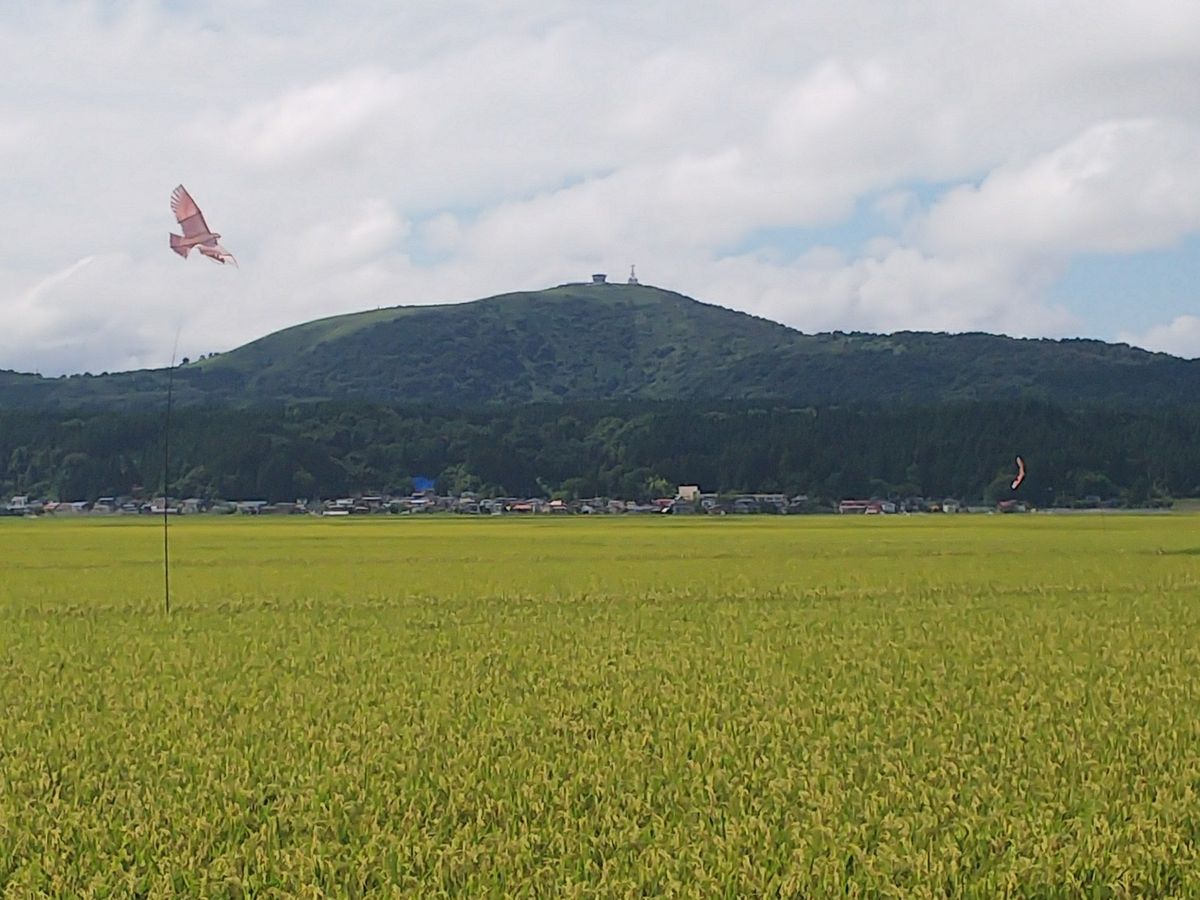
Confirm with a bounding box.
[163,325,181,616]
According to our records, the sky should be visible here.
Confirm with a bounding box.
[2,1,1199,375]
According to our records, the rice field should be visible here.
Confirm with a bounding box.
[2,514,1200,897]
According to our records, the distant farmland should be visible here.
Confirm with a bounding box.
[3,516,1199,895]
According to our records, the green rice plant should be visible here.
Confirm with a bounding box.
[2,514,1199,896]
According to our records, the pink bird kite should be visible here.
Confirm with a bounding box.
[169,185,237,266]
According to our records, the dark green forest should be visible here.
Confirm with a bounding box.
[3,400,1198,506]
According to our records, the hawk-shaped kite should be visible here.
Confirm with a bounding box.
[169,185,237,266]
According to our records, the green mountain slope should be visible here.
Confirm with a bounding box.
[2,283,1197,409]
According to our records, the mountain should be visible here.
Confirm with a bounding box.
[3,282,1198,409]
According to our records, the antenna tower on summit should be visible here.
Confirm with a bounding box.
[628,264,639,285]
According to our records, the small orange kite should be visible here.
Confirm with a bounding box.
[1011,456,1026,490]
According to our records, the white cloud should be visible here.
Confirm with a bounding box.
[1120,315,1200,359]
[651,245,1077,340]
[258,198,408,269]
[0,254,177,372]
[20,256,96,310]
[2,1,1199,375]
[918,119,1200,257]
[202,68,404,166]
[0,115,33,156]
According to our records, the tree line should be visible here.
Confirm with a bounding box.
[2,399,1197,505]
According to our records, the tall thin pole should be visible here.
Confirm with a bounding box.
[162,330,180,615]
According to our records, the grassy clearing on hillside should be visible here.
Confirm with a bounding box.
[2,516,1199,896]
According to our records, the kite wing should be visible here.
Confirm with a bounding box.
[1011,456,1026,490]
[198,243,238,267]
[170,185,212,238]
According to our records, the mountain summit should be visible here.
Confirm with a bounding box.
[2,283,1197,409]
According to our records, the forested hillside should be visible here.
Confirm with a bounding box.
[3,400,1197,505]
[2,283,1198,409]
